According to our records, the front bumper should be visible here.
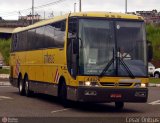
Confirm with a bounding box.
[76,87,148,103]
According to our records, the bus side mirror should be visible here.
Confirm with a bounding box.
[68,37,79,54]
[147,42,153,62]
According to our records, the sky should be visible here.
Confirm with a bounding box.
[0,0,160,20]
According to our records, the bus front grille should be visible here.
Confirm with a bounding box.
[100,82,133,87]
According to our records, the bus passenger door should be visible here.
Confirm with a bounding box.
[67,18,78,79]
[67,38,78,79]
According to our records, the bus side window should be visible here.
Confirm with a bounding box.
[28,29,36,50]
[13,34,18,51]
[51,20,66,48]
[61,21,66,31]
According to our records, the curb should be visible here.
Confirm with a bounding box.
[0,74,9,79]
[0,82,11,86]
[149,83,160,87]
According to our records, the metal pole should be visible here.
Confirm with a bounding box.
[79,0,81,12]
[32,0,34,24]
[74,3,76,12]
[125,0,127,13]
[44,11,45,20]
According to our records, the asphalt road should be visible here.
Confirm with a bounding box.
[0,82,160,123]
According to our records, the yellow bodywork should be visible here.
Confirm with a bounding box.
[10,11,148,89]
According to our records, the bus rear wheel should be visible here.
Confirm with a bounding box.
[115,102,124,110]
[18,76,25,96]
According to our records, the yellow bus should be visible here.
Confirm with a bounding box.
[10,12,148,109]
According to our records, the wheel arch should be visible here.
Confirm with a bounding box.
[154,71,160,74]
[58,76,66,96]
[24,73,28,80]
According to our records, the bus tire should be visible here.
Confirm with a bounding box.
[59,82,69,107]
[115,102,124,110]
[18,75,25,96]
[154,72,160,78]
[24,76,33,97]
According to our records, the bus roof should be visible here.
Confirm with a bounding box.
[13,11,143,33]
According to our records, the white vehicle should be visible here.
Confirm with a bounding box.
[154,68,160,78]
[0,60,3,69]
[148,62,155,77]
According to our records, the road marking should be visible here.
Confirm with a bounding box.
[0,96,13,100]
[149,100,160,105]
[51,108,69,113]
[0,85,11,88]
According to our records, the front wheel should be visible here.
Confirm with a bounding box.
[24,76,33,97]
[18,76,25,96]
[115,102,124,110]
[59,82,70,107]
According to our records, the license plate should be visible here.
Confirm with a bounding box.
[110,94,122,98]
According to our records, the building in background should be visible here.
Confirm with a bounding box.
[136,10,160,24]
[127,10,160,24]
[0,20,30,39]
[0,14,41,39]
[18,13,41,23]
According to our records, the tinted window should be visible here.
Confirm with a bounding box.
[12,33,18,51]
[11,20,66,51]
[36,27,45,49]
[49,21,66,48]
[28,29,36,50]
[19,31,27,51]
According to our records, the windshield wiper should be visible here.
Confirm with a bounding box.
[99,57,114,77]
[99,48,135,78]
[119,57,135,79]
[99,49,115,77]
[117,47,135,78]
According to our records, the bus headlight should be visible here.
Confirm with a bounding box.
[134,83,147,88]
[85,81,91,86]
[134,83,141,88]
[141,83,146,88]
[79,81,100,87]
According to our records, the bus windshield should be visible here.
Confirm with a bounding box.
[78,19,147,77]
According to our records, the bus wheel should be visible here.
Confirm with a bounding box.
[115,102,124,110]
[154,72,160,78]
[24,76,33,97]
[59,82,69,107]
[18,76,25,96]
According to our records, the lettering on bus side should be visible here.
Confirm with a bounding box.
[85,77,100,82]
[44,54,55,64]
